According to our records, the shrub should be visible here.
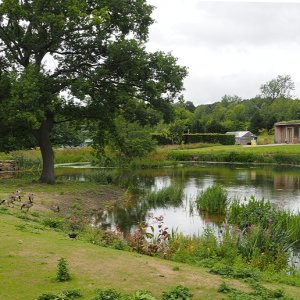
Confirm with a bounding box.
[36,289,82,300]
[129,290,157,300]
[61,289,82,299]
[56,258,71,282]
[162,285,192,300]
[42,218,63,229]
[93,288,122,300]
[196,184,228,214]
[36,293,58,300]
[217,281,232,293]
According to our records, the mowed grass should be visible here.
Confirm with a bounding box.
[170,144,300,156]
[0,213,253,300]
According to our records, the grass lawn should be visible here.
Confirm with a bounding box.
[0,212,255,300]
[170,144,300,155]
[1,175,300,299]
[166,143,300,165]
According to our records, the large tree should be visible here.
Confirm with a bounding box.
[0,0,187,184]
[259,75,295,100]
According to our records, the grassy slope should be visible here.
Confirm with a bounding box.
[0,212,256,300]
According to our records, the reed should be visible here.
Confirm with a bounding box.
[196,184,228,214]
[228,196,276,229]
[145,185,183,208]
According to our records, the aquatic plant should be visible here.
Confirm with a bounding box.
[145,185,183,208]
[196,184,228,214]
[228,196,276,229]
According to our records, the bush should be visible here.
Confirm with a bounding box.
[129,290,157,300]
[93,288,122,300]
[162,285,192,300]
[196,184,228,214]
[42,218,63,229]
[56,258,71,282]
[36,289,82,300]
[36,293,58,300]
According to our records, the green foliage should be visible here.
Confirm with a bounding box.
[162,285,192,300]
[183,133,235,145]
[217,281,232,293]
[260,75,295,100]
[36,289,82,300]
[42,218,64,230]
[228,197,276,229]
[129,290,157,300]
[167,119,188,144]
[12,154,41,170]
[93,289,122,300]
[36,293,58,300]
[145,186,183,208]
[51,122,87,147]
[87,170,118,184]
[217,280,292,300]
[0,0,187,184]
[196,184,228,214]
[151,134,173,145]
[56,258,71,282]
[109,117,157,159]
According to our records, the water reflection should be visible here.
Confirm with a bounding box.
[55,164,300,235]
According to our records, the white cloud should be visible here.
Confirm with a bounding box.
[146,0,300,104]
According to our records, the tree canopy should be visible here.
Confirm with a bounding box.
[259,75,295,100]
[0,0,187,183]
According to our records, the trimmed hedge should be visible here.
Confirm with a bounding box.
[151,134,173,145]
[167,151,300,165]
[183,134,235,145]
[152,133,235,145]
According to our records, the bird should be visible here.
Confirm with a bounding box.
[50,205,60,212]
[21,201,33,212]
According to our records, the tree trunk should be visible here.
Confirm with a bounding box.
[35,116,55,184]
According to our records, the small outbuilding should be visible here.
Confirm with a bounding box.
[274,121,300,144]
[226,131,257,145]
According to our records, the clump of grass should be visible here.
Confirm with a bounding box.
[196,184,228,214]
[145,185,183,208]
[42,218,64,230]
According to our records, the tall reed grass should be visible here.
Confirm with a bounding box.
[196,184,229,214]
[145,185,183,208]
[228,196,276,229]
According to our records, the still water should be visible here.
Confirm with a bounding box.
[55,163,300,236]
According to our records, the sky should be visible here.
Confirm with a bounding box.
[146,0,300,105]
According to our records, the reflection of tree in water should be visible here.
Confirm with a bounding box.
[93,199,149,235]
[93,185,184,235]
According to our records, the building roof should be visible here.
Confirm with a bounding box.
[226,131,256,138]
[275,120,300,126]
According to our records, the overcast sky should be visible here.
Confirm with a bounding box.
[146,0,300,105]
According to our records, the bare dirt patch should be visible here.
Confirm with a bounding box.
[26,186,125,217]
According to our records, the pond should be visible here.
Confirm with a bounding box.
[55,163,300,236]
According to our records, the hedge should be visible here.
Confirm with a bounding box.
[183,133,235,145]
[151,134,173,145]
